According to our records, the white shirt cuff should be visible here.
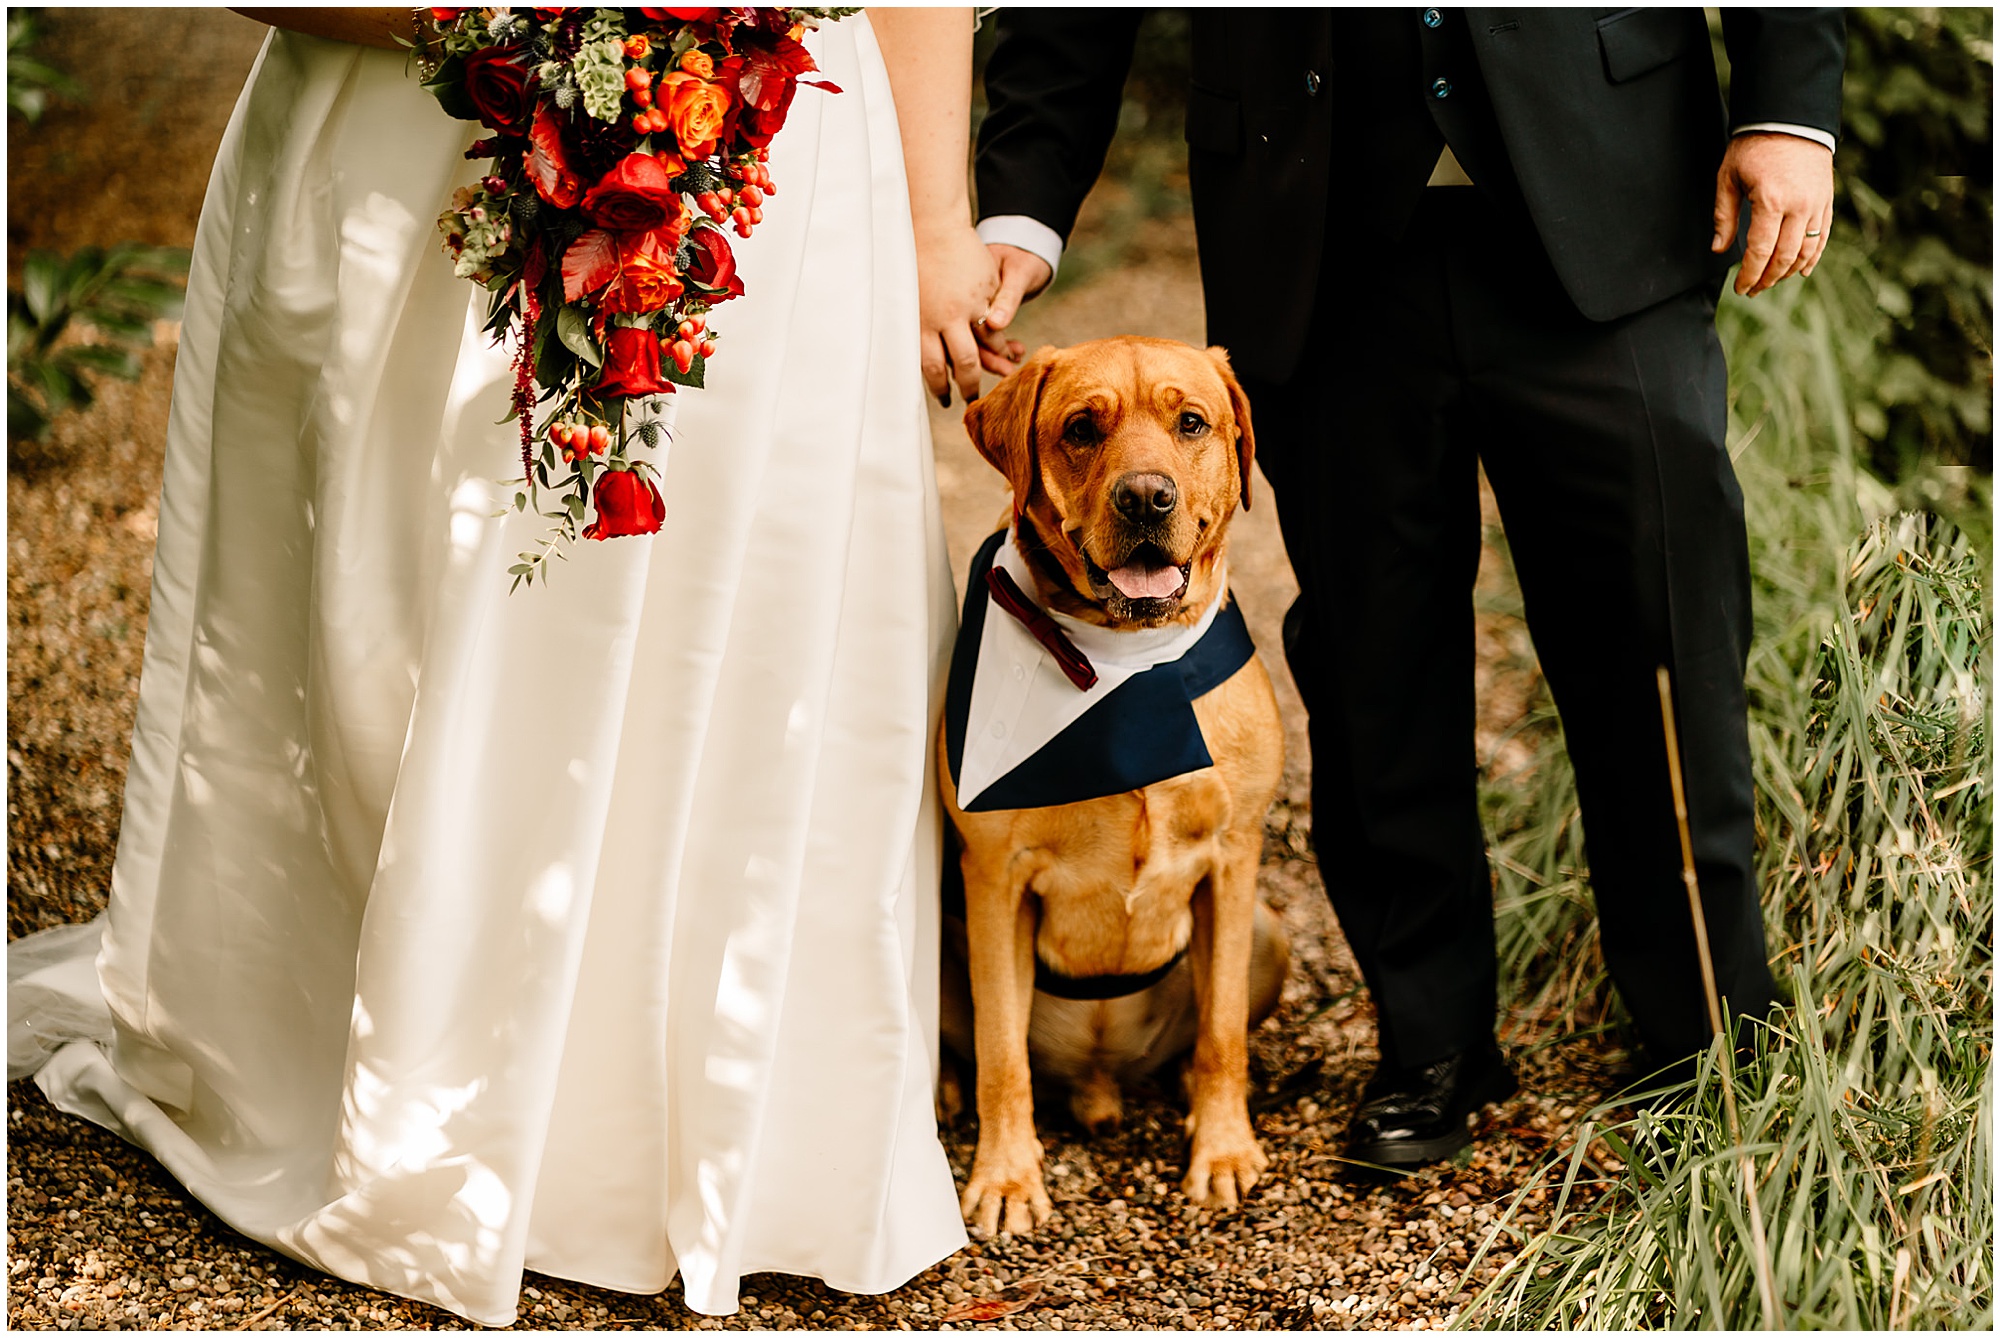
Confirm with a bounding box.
[1733,121,1836,153]
[976,215,1065,282]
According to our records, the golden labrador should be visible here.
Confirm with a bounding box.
[940,337,1288,1234]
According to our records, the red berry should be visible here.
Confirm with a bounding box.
[748,206,763,224]
[631,113,650,134]
[698,338,716,357]
[739,184,763,208]
[632,86,654,109]
[548,422,567,445]
[588,424,611,453]
[690,314,706,332]
[732,206,751,227]
[717,187,734,207]
[569,425,591,451]
[625,66,652,91]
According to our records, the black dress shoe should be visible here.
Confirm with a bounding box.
[1344,1040,1519,1168]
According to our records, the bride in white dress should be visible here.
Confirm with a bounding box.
[8,7,991,1325]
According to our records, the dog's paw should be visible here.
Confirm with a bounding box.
[960,1146,1054,1236]
[1183,1129,1269,1210]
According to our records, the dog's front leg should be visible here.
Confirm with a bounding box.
[959,847,1053,1234]
[1182,832,1268,1208]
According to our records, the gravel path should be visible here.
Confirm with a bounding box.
[10,840,1626,1333]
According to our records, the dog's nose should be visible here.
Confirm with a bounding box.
[1112,472,1178,522]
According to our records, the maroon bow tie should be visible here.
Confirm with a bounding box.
[985,567,1098,691]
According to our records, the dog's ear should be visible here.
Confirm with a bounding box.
[1205,345,1257,511]
[963,347,1057,516]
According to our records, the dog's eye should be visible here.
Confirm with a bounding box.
[1062,417,1098,447]
[1178,412,1209,436]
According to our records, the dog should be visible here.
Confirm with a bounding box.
[939,337,1289,1235]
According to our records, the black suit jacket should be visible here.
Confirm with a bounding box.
[976,8,1845,382]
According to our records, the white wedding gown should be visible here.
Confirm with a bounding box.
[7,16,967,1327]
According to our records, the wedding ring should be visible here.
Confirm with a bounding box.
[1805,229,1822,237]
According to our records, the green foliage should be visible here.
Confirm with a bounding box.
[7,246,190,445]
[1836,8,1993,478]
[7,9,83,124]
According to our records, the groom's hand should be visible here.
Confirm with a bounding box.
[1712,131,1836,297]
[972,244,1050,375]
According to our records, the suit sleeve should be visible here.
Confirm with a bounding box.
[973,8,1146,241]
[1718,9,1846,141]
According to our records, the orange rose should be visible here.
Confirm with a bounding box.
[656,71,732,161]
[600,231,685,312]
[679,49,714,78]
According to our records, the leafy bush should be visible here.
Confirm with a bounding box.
[1836,8,1993,477]
[7,246,190,445]
[7,9,82,125]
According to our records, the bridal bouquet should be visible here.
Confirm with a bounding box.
[418,6,852,588]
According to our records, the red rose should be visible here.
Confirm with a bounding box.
[581,153,685,234]
[463,45,536,136]
[593,326,676,398]
[584,468,667,540]
[683,227,744,302]
[429,7,464,22]
[642,7,718,20]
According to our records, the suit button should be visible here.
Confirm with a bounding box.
[1430,77,1453,99]
[1304,69,1321,96]
[1422,7,1443,27]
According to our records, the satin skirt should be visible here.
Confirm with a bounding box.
[12,16,965,1326]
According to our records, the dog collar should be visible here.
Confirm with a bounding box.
[1033,948,1188,1001]
[946,528,1257,812]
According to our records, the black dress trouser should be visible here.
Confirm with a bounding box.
[1246,187,1779,1072]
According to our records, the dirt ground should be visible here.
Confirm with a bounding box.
[8,11,1612,1332]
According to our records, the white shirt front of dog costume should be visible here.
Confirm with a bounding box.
[956,527,1228,809]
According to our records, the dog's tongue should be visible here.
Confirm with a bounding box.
[1107,560,1184,600]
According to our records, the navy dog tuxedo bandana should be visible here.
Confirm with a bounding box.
[945,528,1258,813]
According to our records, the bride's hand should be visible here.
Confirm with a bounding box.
[871,9,1003,406]
[917,221,1001,406]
